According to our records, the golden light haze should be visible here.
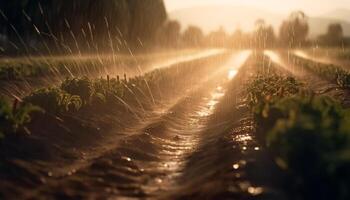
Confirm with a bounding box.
[164,0,349,15]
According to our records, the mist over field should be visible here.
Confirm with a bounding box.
[1,1,350,200]
[169,5,350,37]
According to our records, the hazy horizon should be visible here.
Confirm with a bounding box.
[164,0,350,16]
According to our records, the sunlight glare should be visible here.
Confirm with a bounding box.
[228,69,238,80]
[264,50,282,65]
[293,50,332,64]
[225,50,251,80]
[293,50,310,59]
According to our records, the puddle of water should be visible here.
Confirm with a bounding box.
[225,50,252,80]
[228,69,238,80]
[145,84,228,193]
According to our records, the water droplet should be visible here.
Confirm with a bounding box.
[239,160,247,165]
[248,187,263,195]
[233,164,240,169]
[105,187,112,193]
[40,177,47,184]
[155,178,162,184]
[121,156,131,162]
[97,178,104,182]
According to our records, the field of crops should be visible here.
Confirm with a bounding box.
[303,48,350,62]
[0,49,217,99]
[1,49,350,199]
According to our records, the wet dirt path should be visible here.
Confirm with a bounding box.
[9,52,251,199]
[164,53,287,200]
[47,82,226,199]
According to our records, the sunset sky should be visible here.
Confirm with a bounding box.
[164,0,349,15]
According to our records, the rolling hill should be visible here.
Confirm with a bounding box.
[169,6,350,37]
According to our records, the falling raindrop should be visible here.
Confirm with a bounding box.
[233,164,240,169]
[248,187,264,195]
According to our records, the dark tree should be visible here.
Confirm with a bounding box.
[206,26,228,47]
[253,19,276,49]
[182,26,204,47]
[229,29,251,49]
[0,0,167,54]
[127,0,167,46]
[279,11,309,48]
[157,20,181,47]
[327,23,343,39]
[317,23,344,46]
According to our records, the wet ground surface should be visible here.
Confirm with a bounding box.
[23,52,245,199]
[2,50,349,199]
[4,51,286,200]
[39,79,226,199]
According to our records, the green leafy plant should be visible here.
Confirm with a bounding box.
[61,77,94,104]
[0,66,21,80]
[24,88,82,114]
[247,73,303,119]
[266,96,350,200]
[0,98,41,139]
[293,55,350,88]
[246,57,350,199]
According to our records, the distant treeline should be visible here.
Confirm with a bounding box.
[159,11,350,49]
[0,0,167,55]
[0,4,348,55]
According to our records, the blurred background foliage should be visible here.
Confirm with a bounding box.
[0,0,167,54]
[0,1,349,55]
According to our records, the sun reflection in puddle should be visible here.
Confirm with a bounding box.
[149,83,229,192]
[121,156,132,162]
[224,50,252,81]
[232,160,247,170]
[294,50,310,59]
[264,50,282,64]
[228,69,238,80]
[248,186,264,195]
[238,182,264,196]
[198,86,225,117]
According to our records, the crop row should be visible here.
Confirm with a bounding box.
[0,56,145,81]
[292,54,350,88]
[0,53,226,141]
[304,48,350,61]
[0,50,202,81]
[246,58,350,199]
